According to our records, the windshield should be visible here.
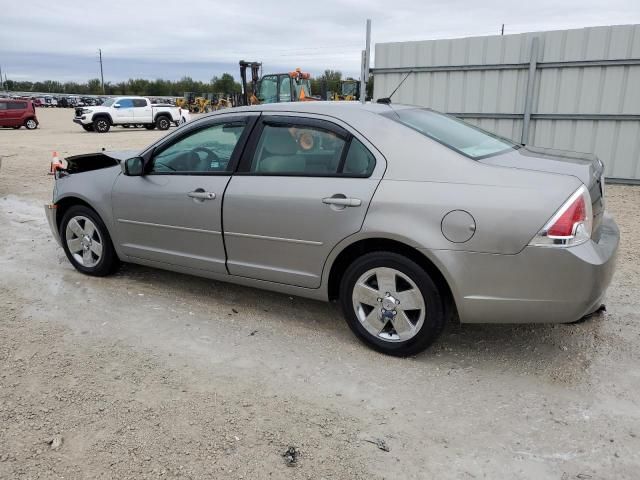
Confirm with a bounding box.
[383,108,518,159]
[102,98,115,107]
[342,82,358,97]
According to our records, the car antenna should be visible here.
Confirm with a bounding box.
[376,70,414,104]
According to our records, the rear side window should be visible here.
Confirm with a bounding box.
[251,124,346,175]
[118,99,134,108]
[249,123,376,177]
[343,138,376,176]
[132,99,147,107]
[0,102,6,111]
[7,102,26,110]
[382,108,518,160]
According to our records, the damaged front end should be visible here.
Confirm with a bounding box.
[53,150,139,177]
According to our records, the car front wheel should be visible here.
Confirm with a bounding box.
[93,118,110,133]
[340,252,445,356]
[60,205,119,276]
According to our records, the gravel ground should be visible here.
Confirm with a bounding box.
[1,108,639,479]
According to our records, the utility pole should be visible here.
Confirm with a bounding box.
[501,24,505,35]
[360,18,371,104]
[0,65,4,91]
[99,48,105,95]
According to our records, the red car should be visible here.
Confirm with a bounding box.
[0,99,39,129]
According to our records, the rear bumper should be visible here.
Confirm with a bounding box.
[428,213,619,324]
[45,204,61,246]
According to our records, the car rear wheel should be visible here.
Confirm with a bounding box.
[340,252,445,356]
[93,118,110,133]
[25,119,37,130]
[156,116,171,130]
[60,205,119,276]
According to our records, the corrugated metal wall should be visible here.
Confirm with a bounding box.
[372,25,640,182]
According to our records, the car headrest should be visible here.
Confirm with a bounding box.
[264,127,298,156]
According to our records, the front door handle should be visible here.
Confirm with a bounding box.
[322,195,362,207]
[188,190,216,200]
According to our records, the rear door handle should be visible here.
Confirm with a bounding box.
[322,195,362,207]
[188,190,216,200]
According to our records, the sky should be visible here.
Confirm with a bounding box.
[1,0,639,83]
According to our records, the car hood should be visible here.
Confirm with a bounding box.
[480,146,604,187]
[63,150,139,175]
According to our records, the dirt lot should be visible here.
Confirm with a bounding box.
[1,108,639,479]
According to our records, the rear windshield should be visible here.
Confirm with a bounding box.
[382,108,519,160]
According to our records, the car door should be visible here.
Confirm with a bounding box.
[223,114,384,288]
[114,98,135,122]
[0,101,7,126]
[111,114,257,272]
[132,98,152,123]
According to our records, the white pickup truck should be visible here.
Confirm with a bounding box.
[73,96,189,133]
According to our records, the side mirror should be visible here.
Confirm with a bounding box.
[113,103,120,108]
[122,157,144,176]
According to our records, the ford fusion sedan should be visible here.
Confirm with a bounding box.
[44,102,618,356]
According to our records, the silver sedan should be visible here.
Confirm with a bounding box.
[45,102,619,355]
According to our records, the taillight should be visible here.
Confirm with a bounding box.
[529,185,593,247]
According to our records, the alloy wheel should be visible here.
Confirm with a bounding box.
[65,216,103,268]
[351,267,426,342]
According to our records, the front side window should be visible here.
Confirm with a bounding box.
[258,76,278,103]
[118,98,134,108]
[251,124,346,174]
[382,108,518,160]
[150,122,246,174]
[279,77,292,102]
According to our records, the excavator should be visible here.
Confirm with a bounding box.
[332,79,360,101]
[239,60,316,105]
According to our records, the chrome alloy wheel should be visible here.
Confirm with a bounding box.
[65,216,103,267]
[352,267,426,342]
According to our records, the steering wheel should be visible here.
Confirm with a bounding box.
[192,146,220,163]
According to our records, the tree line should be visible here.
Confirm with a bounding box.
[2,74,242,97]
[2,70,371,98]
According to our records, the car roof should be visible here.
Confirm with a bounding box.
[197,101,418,126]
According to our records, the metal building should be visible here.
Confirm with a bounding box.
[372,25,640,183]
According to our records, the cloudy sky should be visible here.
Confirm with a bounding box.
[1,0,639,83]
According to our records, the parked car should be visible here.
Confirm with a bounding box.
[0,99,38,129]
[44,102,618,355]
[73,96,189,132]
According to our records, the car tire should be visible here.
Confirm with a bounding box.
[25,119,38,130]
[156,115,171,130]
[339,252,445,356]
[93,118,110,133]
[144,124,156,130]
[122,124,130,128]
[82,124,94,132]
[60,205,119,277]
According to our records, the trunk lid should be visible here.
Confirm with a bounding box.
[481,146,606,240]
